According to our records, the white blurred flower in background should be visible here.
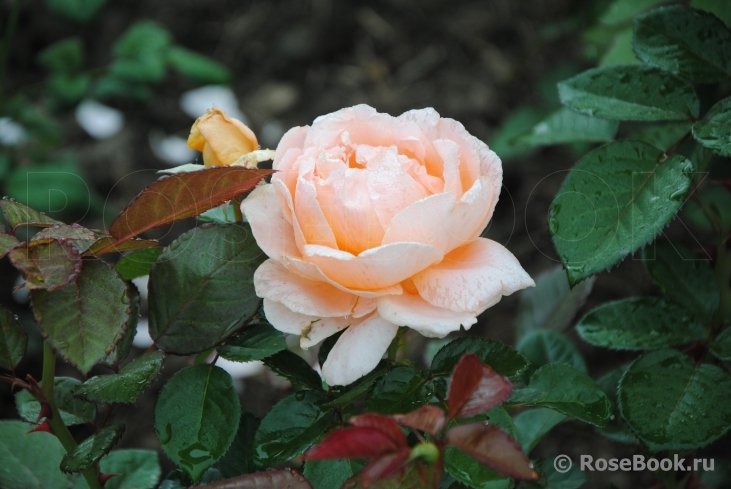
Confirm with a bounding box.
[75,99,124,139]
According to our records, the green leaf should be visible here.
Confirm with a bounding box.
[633,5,731,82]
[92,75,153,103]
[148,224,265,355]
[443,446,511,489]
[517,330,587,374]
[6,159,97,219]
[576,297,706,350]
[9,240,82,291]
[558,65,699,121]
[30,224,99,253]
[16,376,96,426]
[114,21,172,57]
[630,121,693,151]
[600,0,670,25]
[103,167,273,254]
[61,423,125,473]
[262,350,322,390]
[47,73,90,108]
[0,420,72,489]
[512,107,618,147]
[431,337,530,380]
[253,391,334,468]
[365,366,434,415]
[515,266,594,340]
[619,349,731,451]
[218,323,286,363]
[321,361,389,409]
[37,37,84,74]
[44,0,107,23]
[710,328,731,362]
[0,198,62,231]
[509,364,612,427]
[115,247,162,280]
[0,233,19,259]
[693,96,731,157]
[31,259,131,374]
[75,350,164,404]
[600,28,639,66]
[549,140,693,286]
[218,412,260,478]
[99,450,161,489]
[167,47,231,84]
[304,459,365,489]
[487,107,545,160]
[102,283,140,368]
[513,408,566,453]
[0,305,27,370]
[643,241,720,321]
[155,364,240,483]
[594,366,637,444]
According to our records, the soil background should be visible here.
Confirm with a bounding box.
[1,0,721,487]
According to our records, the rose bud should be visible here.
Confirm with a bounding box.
[187,107,258,167]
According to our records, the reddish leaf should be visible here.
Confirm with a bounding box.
[350,414,409,448]
[306,427,404,460]
[448,354,512,419]
[85,237,159,257]
[0,198,62,232]
[9,240,82,291]
[446,423,537,481]
[193,469,312,488]
[106,167,273,245]
[30,224,98,253]
[361,450,411,487]
[392,405,445,435]
[0,234,19,259]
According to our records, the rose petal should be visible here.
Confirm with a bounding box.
[412,238,534,314]
[301,315,351,350]
[303,242,443,290]
[315,166,385,255]
[382,177,494,255]
[254,259,356,316]
[295,160,339,248]
[273,126,308,171]
[263,298,313,335]
[322,313,398,386]
[433,139,463,199]
[241,183,300,262]
[281,255,403,298]
[377,292,476,338]
[361,146,429,230]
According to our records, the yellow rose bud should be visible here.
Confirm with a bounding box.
[187,107,258,167]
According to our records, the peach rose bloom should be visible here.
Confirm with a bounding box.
[242,105,534,386]
[188,107,258,167]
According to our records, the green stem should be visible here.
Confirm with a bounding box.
[42,343,103,489]
[387,327,406,362]
[0,0,22,104]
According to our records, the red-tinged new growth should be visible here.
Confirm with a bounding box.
[98,473,119,486]
[306,353,538,487]
[27,419,54,434]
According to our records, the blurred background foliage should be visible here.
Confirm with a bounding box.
[2,0,731,487]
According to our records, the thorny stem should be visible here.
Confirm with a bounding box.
[0,0,22,104]
[663,131,692,159]
[233,196,244,222]
[42,343,103,489]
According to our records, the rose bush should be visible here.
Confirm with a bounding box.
[242,104,534,386]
